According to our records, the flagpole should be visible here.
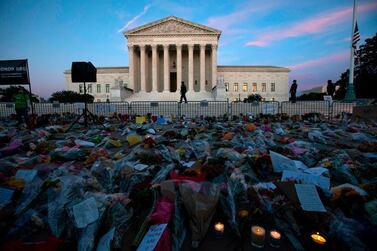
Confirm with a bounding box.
[344,0,357,101]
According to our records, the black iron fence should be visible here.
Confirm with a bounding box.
[0,100,361,120]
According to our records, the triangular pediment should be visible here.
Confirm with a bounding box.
[125,16,221,36]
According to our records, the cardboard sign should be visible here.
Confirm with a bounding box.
[295,184,326,212]
[352,105,377,121]
[136,116,147,124]
[72,197,99,228]
[137,224,167,251]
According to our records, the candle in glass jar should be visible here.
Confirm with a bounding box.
[251,226,265,248]
[311,232,326,245]
[214,222,224,237]
[269,230,281,248]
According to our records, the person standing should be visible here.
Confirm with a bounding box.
[326,80,335,97]
[290,80,298,103]
[12,88,30,127]
[179,81,188,103]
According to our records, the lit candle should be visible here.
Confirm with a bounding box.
[214,222,224,238]
[251,226,265,248]
[269,230,282,248]
[311,232,327,245]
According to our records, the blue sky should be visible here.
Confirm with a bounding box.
[0,0,376,98]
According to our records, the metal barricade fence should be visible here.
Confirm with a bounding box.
[0,101,360,120]
[180,101,228,118]
[331,101,357,120]
[130,101,178,117]
[231,101,280,116]
[281,101,331,117]
[86,102,129,116]
[33,103,78,115]
[0,102,16,117]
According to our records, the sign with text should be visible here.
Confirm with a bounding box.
[0,60,30,85]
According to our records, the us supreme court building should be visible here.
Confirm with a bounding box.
[65,16,290,102]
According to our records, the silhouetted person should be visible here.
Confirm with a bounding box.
[180,81,187,103]
[12,88,30,127]
[290,80,298,103]
[326,80,335,97]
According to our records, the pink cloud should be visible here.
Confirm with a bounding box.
[287,51,348,71]
[207,2,276,33]
[245,2,377,47]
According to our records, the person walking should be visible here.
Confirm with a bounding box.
[179,81,188,103]
[12,88,30,127]
[326,80,335,97]
[290,80,298,103]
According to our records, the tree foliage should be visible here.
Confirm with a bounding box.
[297,92,326,101]
[243,94,263,102]
[334,33,377,99]
[48,90,94,103]
[0,86,39,102]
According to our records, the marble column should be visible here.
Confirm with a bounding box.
[211,44,217,89]
[200,44,206,92]
[140,44,146,92]
[188,44,194,91]
[163,44,170,92]
[128,45,134,92]
[151,44,158,92]
[176,44,182,91]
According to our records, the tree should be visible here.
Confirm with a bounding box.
[297,92,326,101]
[334,33,377,99]
[48,90,94,103]
[243,94,262,102]
[0,86,39,102]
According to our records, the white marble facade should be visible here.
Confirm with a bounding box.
[65,16,290,102]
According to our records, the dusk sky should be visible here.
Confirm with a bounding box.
[1,0,376,98]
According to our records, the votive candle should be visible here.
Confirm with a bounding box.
[214,222,225,238]
[251,226,265,248]
[269,229,282,248]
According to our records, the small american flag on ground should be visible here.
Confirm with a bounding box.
[352,22,360,49]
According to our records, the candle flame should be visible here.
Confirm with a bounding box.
[311,233,326,244]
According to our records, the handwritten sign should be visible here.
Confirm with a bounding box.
[270,151,299,173]
[282,170,330,190]
[137,224,167,251]
[72,197,99,228]
[295,184,326,212]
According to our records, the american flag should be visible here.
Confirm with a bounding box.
[352,22,360,49]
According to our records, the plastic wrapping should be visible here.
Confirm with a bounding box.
[179,182,220,246]
[47,175,85,237]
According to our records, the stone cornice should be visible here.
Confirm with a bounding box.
[217,65,290,72]
[124,16,221,37]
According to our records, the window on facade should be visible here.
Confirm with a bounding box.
[262,83,266,92]
[106,84,110,93]
[79,84,83,93]
[97,84,101,93]
[271,83,275,92]
[97,99,101,102]
[87,84,92,93]
[252,83,257,92]
[243,83,248,92]
[234,83,239,92]
[225,83,229,92]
